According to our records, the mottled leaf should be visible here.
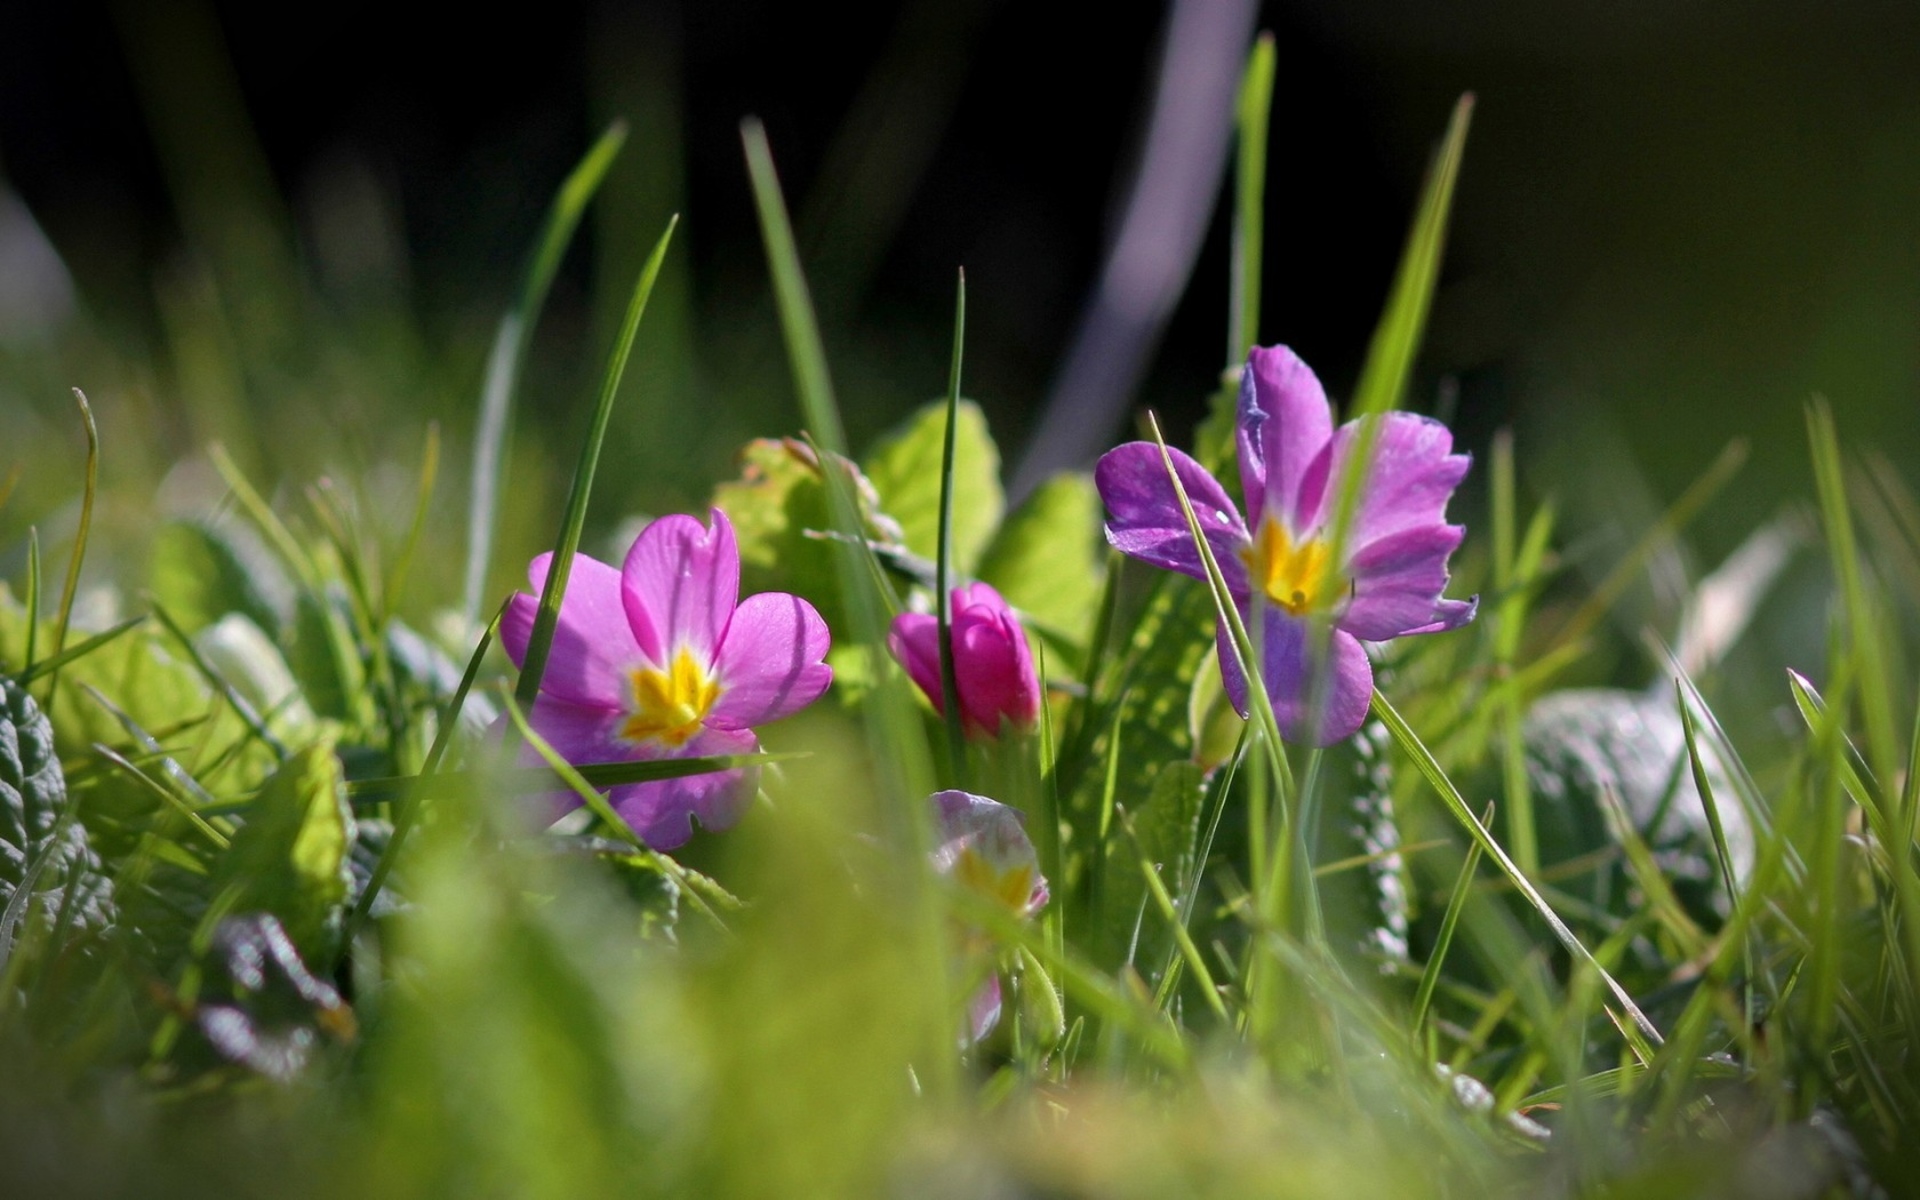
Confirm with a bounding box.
[861,398,1002,575]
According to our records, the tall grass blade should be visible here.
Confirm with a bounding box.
[513,216,678,708]
[1371,687,1663,1045]
[45,390,98,702]
[934,271,969,778]
[741,116,951,1095]
[19,529,40,676]
[8,615,144,686]
[1807,398,1901,787]
[1349,96,1473,418]
[1228,33,1275,365]
[345,598,508,937]
[1411,813,1487,1039]
[1549,438,1747,654]
[740,118,935,810]
[462,122,629,622]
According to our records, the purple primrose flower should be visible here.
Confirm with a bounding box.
[1094,345,1476,747]
[502,509,832,848]
[888,582,1041,738]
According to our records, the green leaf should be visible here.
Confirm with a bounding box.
[149,519,287,637]
[862,398,1002,576]
[211,736,353,957]
[713,438,905,643]
[286,587,365,724]
[1102,760,1207,970]
[977,473,1105,662]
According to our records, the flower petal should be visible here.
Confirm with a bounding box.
[951,583,1040,735]
[710,590,834,727]
[1094,442,1250,595]
[1296,413,1470,548]
[887,611,946,710]
[1237,344,1336,528]
[1214,609,1374,747]
[505,695,638,824]
[1340,523,1474,641]
[609,725,761,850]
[622,509,739,665]
[502,552,642,709]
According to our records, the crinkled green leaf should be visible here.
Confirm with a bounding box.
[712,437,904,634]
[861,398,1002,575]
[0,676,114,943]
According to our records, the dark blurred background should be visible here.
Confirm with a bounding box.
[2,0,1919,653]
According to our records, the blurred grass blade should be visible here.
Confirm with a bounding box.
[1117,805,1228,1023]
[742,119,850,460]
[386,421,440,621]
[934,270,969,777]
[348,751,800,806]
[1807,398,1901,786]
[346,598,508,937]
[45,389,98,702]
[9,615,144,687]
[463,122,629,622]
[1372,687,1664,1045]
[1228,32,1275,364]
[1549,438,1747,654]
[513,215,678,708]
[741,117,935,813]
[149,602,288,759]
[1411,811,1487,1039]
[20,529,41,676]
[1349,95,1472,418]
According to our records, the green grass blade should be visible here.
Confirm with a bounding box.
[934,270,969,778]
[1349,95,1473,418]
[513,216,678,708]
[9,615,144,687]
[346,752,805,806]
[742,120,849,459]
[740,117,936,821]
[45,389,98,702]
[384,421,439,622]
[1547,438,1746,654]
[463,122,629,621]
[1807,398,1901,787]
[19,529,40,677]
[1117,805,1228,1023]
[1411,814,1487,1039]
[1371,687,1664,1045]
[344,598,508,938]
[1228,32,1275,364]
[149,602,288,759]
[502,693,741,929]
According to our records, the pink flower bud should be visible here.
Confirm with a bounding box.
[887,582,1041,738]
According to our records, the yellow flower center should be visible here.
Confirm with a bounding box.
[1245,519,1336,616]
[953,846,1037,914]
[621,647,721,748]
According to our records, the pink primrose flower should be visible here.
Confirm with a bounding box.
[502,509,832,848]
